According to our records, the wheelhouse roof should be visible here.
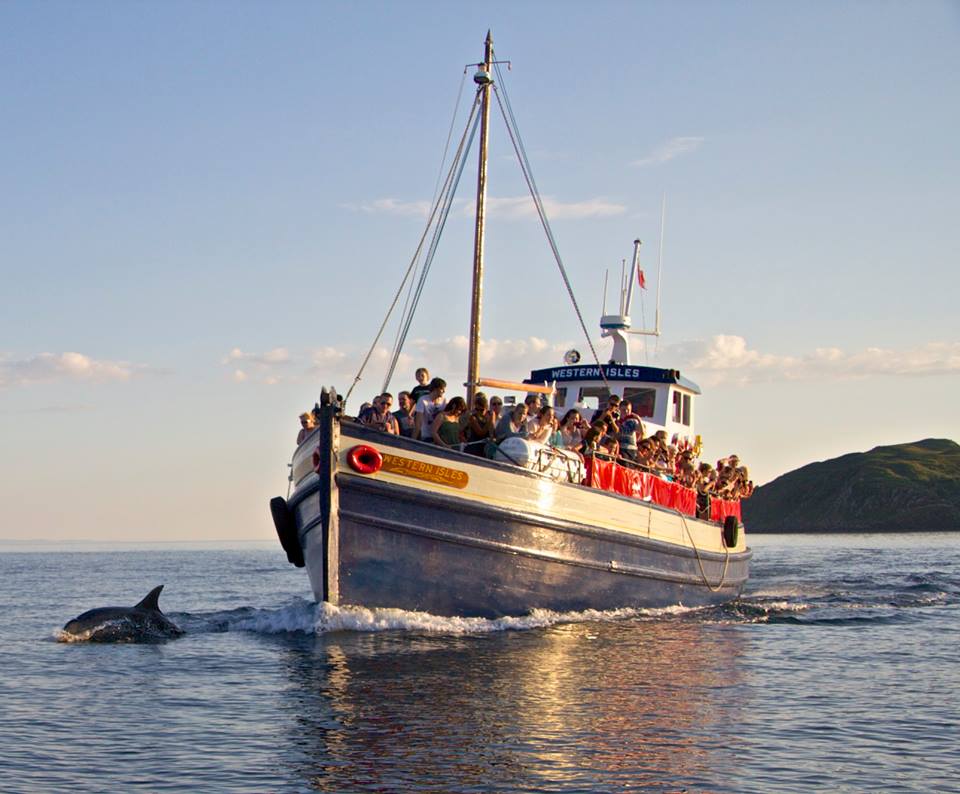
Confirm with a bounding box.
[525,363,702,395]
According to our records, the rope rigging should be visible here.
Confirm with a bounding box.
[385,70,473,375]
[348,54,613,404]
[381,93,482,392]
[345,89,482,405]
[491,60,612,395]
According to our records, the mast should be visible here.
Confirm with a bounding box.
[466,31,493,405]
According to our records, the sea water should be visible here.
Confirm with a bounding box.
[0,533,957,793]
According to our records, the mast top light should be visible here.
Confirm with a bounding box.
[473,69,492,85]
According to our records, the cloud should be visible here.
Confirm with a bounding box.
[222,337,573,391]
[222,347,291,366]
[401,335,570,384]
[309,347,349,369]
[632,136,705,167]
[0,403,96,415]
[343,195,626,221]
[477,196,626,220]
[223,335,960,395]
[222,347,293,386]
[339,198,432,217]
[665,336,960,386]
[225,345,349,386]
[0,352,145,389]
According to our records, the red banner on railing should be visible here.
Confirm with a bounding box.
[710,497,742,523]
[584,457,699,517]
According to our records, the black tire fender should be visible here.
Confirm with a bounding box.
[270,496,305,567]
[722,515,739,549]
[723,516,740,549]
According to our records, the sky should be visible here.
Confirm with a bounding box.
[1,1,958,542]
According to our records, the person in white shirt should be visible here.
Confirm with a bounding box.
[527,405,556,444]
[413,378,448,441]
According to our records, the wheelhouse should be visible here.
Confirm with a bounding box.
[525,363,701,445]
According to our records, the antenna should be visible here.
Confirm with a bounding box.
[602,268,609,315]
[655,193,665,335]
[619,258,626,314]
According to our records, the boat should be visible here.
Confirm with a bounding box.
[270,33,751,618]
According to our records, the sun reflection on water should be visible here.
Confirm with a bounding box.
[280,617,747,791]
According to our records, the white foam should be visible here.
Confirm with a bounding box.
[749,586,830,598]
[313,601,702,635]
[195,596,818,637]
[227,601,319,634]
[219,599,705,636]
[752,600,808,613]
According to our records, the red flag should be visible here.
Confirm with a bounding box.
[637,269,647,289]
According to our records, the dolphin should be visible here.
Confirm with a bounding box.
[58,585,184,642]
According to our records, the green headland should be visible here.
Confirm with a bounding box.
[744,438,960,532]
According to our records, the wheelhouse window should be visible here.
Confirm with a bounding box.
[671,391,692,425]
[578,387,610,410]
[554,387,568,408]
[624,388,656,418]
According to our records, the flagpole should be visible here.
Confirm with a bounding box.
[624,238,641,317]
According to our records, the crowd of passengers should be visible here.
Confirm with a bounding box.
[297,367,754,501]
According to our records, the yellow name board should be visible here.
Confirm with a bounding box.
[380,453,469,489]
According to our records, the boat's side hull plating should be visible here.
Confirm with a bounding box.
[287,414,751,618]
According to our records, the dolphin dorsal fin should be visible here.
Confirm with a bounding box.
[135,585,164,611]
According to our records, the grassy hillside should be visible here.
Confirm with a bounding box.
[743,438,960,532]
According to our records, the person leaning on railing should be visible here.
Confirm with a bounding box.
[495,403,528,443]
[558,409,585,450]
[359,394,399,435]
[527,405,555,444]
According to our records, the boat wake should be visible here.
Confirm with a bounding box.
[166,598,816,637]
[151,574,955,638]
[171,599,702,637]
